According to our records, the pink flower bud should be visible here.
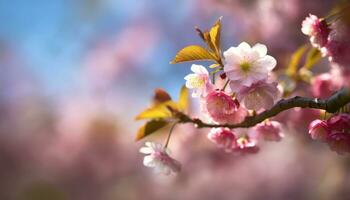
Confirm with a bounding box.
[207,128,237,152]
[308,119,329,141]
[253,120,284,142]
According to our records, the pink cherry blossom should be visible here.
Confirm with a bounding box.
[224,42,276,90]
[204,90,247,124]
[308,119,329,141]
[236,80,280,110]
[253,120,284,142]
[207,128,237,152]
[184,64,213,98]
[140,142,181,175]
[301,14,330,48]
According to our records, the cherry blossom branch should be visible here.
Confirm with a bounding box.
[176,87,350,129]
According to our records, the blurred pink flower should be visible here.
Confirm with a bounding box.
[140,142,181,175]
[236,80,280,110]
[308,114,350,154]
[253,120,284,142]
[327,131,350,155]
[224,42,276,90]
[301,14,330,48]
[207,128,237,152]
[308,119,328,141]
[204,90,246,124]
[311,73,340,99]
[184,64,214,98]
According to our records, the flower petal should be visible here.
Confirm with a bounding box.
[252,43,267,57]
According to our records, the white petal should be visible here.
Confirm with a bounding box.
[252,43,267,57]
[238,42,251,51]
[139,147,153,154]
[255,55,277,71]
[191,64,208,75]
[143,155,156,167]
[224,48,242,64]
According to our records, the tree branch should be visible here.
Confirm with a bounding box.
[177,87,350,129]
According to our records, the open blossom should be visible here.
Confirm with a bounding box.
[301,14,330,48]
[204,90,247,124]
[252,120,284,142]
[139,142,181,175]
[224,42,276,91]
[236,80,280,110]
[184,64,213,97]
[207,128,237,152]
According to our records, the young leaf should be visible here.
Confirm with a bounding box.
[178,85,189,111]
[209,63,220,68]
[209,17,222,53]
[286,45,307,78]
[153,88,172,106]
[170,45,216,64]
[135,101,179,120]
[135,120,168,141]
[302,48,321,69]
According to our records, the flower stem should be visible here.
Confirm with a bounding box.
[164,122,178,148]
[222,80,229,91]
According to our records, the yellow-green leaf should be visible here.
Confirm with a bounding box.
[135,120,168,141]
[209,63,220,68]
[302,48,321,69]
[209,17,222,53]
[286,45,307,77]
[178,85,189,111]
[135,101,179,120]
[170,45,216,64]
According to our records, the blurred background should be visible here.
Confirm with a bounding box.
[1,0,349,199]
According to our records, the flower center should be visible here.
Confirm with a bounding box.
[240,61,251,72]
[188,76,205,88]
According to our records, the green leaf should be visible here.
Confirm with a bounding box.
[178,85,189,111]
[135,101,179,120]
[135,120,168,141]
[302,48,322,69]
[170,45,216,64]
[286,45,307,77]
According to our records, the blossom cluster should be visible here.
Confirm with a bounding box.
[309,114,350,154]
[302,14,350,69]
[138,13,350,175]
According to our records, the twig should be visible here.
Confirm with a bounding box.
[176,87,350,129]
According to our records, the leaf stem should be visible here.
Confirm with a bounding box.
[164,122,178,148]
